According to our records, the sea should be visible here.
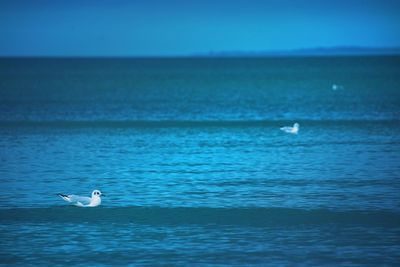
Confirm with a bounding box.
[0,56,399,266]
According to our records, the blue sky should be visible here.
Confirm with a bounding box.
[0,0,399,56]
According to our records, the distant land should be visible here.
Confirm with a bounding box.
[1,47,400,58]
[197,47,400,57]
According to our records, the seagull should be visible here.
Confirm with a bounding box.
[332,84,344,91]
[58,190,103,207]
[280,123,299,134]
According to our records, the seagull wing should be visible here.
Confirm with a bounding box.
[280,126,292,132]
[69,195,92,205]
[62,195,92,205]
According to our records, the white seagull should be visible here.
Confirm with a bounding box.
[332,84,344,91]
[58,190,103,207]
[280,123,299,134]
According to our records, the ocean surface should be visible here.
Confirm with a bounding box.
[0,56,399,266]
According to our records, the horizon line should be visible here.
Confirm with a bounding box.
[1,46,400,58]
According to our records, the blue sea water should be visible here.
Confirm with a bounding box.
[0,57,399,266]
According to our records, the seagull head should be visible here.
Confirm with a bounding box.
[92,190,103,198]
[293,123,299,129]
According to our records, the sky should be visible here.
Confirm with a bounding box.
[0,0,399,56]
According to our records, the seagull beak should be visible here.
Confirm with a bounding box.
[101,194,105,197]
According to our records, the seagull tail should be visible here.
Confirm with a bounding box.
[58,194,70,202]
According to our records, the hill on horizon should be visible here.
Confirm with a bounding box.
[200,46,400,57]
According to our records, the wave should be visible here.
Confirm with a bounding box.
[1,207,399,226]
[1,119,399,129]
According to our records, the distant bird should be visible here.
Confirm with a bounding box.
[58,190,103,207]
[280,123,299,134]
[332,84,344,91]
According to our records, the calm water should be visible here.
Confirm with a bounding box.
[0,57,400,266]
